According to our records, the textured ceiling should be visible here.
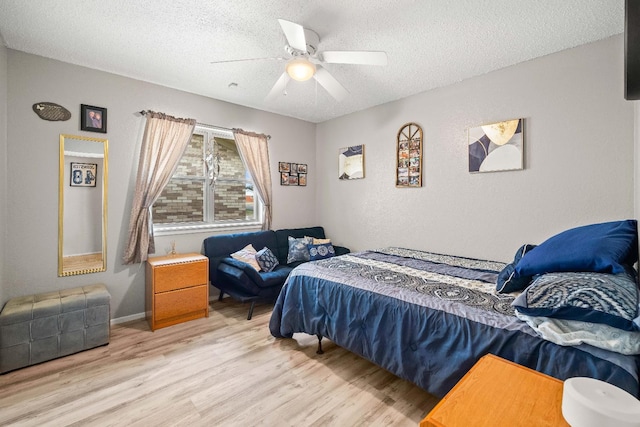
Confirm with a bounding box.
[0,1,625,123]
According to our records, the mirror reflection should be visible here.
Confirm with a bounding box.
[59,134,108,276]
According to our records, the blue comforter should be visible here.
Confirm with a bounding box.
[269,248,640,398]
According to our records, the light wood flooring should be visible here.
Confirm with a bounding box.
[0,298,438,426]
[62,253,104,274]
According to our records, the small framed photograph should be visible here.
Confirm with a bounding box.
[80,104,107,133]
[290,163,299,173]
[298,173,307,186]
[278,162,291,173]
[298,164,307,173]
[288,175,299,185]
[70,162,97,187]
[280,172,290,185]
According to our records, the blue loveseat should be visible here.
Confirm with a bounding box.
[203,226,350,319]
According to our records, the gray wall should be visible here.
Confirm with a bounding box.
[0,42,7,306]
[4,50,317,319]
[316,35,635,262]
[2,35,637,320]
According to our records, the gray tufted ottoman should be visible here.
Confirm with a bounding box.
[0,284,110,373]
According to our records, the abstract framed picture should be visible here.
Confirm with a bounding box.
[338,145,364,180]
[468,118,523,173]
[80,104,107,133]
[70,162,97,187]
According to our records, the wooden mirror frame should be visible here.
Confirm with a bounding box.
[58,134,108,276]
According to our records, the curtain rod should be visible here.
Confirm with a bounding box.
[139,110,271,140]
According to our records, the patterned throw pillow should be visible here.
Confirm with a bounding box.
[287,236,313,263]
[512,271,640,331]
[256,247,279,272]
[230,244,261,271]
[307,243,336,261]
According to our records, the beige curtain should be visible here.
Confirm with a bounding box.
[123,112,196,264]
[233,129,273,230]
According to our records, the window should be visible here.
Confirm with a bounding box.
[152,124,261,234]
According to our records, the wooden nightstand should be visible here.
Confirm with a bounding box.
[421,354,569,427]
[146,253,209,331]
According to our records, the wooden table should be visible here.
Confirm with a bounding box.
[421,354,569,427]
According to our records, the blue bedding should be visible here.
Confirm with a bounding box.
[269,248,640,398]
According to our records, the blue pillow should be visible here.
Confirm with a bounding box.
[256,247,279,272]
[287,236,313,264]
[513,220,638,280]
[512,272,640,331]
[307,243,336,261]
[496,244,537,293]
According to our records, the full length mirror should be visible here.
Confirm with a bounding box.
[59,134,108,276]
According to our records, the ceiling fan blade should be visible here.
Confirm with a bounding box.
[314,66,349,102]
[210,56,285,64]
[278,19,307,52]
[321,51,388,66]
[265,72,291,102]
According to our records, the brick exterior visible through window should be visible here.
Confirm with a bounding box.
[152,126,257,226]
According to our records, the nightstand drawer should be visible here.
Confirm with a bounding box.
[153,260,207,293]
[154,285,208,321]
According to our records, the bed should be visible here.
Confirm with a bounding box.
[269,247,640,398]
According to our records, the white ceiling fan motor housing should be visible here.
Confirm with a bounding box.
[284,28,320,57]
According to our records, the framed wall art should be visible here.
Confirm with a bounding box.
[396,123,422,187]
[278,162,290,173]
[80,104,107,133]
[468,118,523,173]
[338,145,364,180]
[70,162,97,187]
[279,162,307,186]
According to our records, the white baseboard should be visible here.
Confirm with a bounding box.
[110,296,219,326]
[111,312,146,325]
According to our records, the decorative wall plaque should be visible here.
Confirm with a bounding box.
[32,102,71,121]
[396,123,422,187]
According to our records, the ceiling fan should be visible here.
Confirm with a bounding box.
[210,19,388,102]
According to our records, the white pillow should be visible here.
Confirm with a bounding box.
[230,244,261,271]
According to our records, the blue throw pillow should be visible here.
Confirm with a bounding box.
[512,272,640,331]
[287,236,313,264]
[308,243,336,260]
[496,244,537,293]
[512,220,638,281]
[256,247,279,272]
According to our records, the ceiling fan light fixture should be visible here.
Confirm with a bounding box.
[286,58,316,81]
